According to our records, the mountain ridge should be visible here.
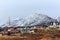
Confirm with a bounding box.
[0,13,60,27]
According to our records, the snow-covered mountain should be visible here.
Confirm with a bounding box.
[0,18,22,27]
[17,13,54,26]
[0,13,58,27]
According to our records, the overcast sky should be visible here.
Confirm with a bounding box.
[0,0,60,25]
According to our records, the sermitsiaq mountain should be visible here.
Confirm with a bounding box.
[17,13,55,26]
[1,13,57,27]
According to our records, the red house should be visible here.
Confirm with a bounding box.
[7,27,15,31]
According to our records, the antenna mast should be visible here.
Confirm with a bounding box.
[9,16,10,26]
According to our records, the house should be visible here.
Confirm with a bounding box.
[49,22,59,28]
[7,27,15,31]
[0,31,8,36]
[16,26,25,33]
[28,25,46,33]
